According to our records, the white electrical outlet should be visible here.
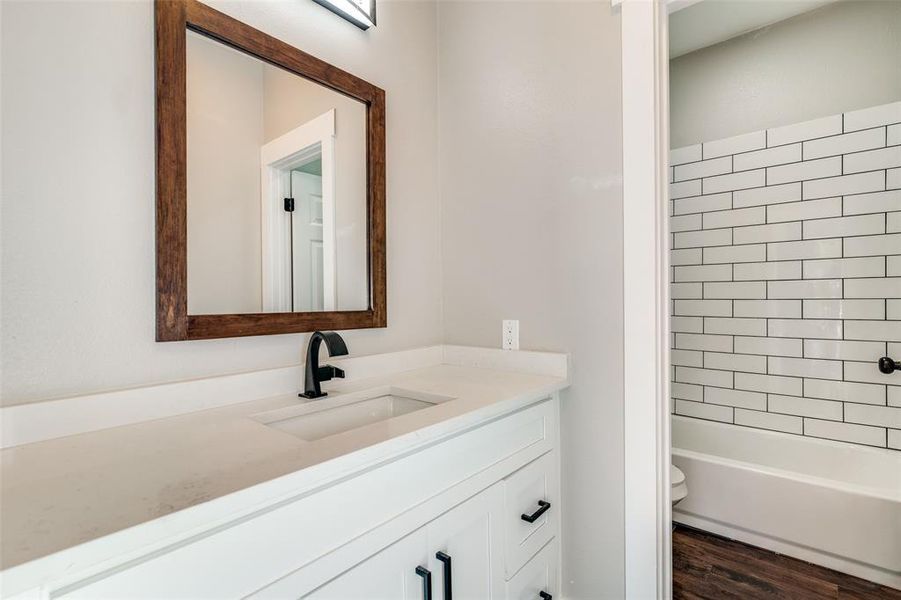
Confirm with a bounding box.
[502,319,519,350]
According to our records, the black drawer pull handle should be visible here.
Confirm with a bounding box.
[415,566,432,600]
[539,592,553,600]
[878,356,900,374]
[436,551,452,600]
[521,500,551,523]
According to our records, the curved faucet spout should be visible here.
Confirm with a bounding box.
[301,331,349,399]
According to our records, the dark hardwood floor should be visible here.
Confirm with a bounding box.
[673,525,901,600]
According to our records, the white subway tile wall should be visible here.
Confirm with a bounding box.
[670,101,901,450]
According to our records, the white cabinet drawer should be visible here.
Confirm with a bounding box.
[503,451,558,579]
[505,538,557,600]
[55,400,556,599]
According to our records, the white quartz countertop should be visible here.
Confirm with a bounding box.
[1,362,567,572]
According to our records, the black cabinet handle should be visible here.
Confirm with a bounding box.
[436,551,452,600]
[415,566,432,600]
[539,592,553,600]
[879,356,901,374]
[521,500,551,523]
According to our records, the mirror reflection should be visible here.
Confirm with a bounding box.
[186,30,368,315]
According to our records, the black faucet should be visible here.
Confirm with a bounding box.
[300,331,349,399]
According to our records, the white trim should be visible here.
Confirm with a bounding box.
[0,346,569,449]
[260,110,337,312]
[319,130,337,310]
[621,0,672,598]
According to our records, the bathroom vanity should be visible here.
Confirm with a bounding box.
[0,347,568,599]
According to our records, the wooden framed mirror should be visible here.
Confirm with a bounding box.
[156,0,386,341]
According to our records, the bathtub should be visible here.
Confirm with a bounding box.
[672,416,901,589]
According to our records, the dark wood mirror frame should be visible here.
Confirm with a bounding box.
[155,0,386,341]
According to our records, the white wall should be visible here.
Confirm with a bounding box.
[670,0,901,147]
[0,0,441,405]
[437,2,625,597]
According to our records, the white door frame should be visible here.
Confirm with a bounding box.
[260,110,337,312]
[616,0,672,597]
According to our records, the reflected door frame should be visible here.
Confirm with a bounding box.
[260,109,337,312]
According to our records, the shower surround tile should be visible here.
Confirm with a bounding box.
[767,114,842,146]
[801,257,884,280]
[675,333,733,352]
[672,382,703,402]
[671,144,702,165]
[705,352,766,374]
[704,318,767,336]
[803,378,885,405]
[767,279,842,299]
[766,197,841,223]
[801,299,885,320]
[733,300,800,318]
[733,144,800,172]
[767,156,840,185]
[768,395,843,421]
[734,409,803,434]
[803,128,886,160]
[675,399,733,423]
[842,145,901,174]
[704,169,766,195]
[703,244,765,264]
[801,213,884,239]
[703,130,765,159]
[669,101,901,451]
[674,156,732,182]
[803,339,886,362]
[674,228,732,249]
[889,124,901,147]
[705,387,766,410]
[733,336,802,357]
[843,101,901,132]
[734,261,801,281]
[702,206,765,229]
[804,419,886,447]
[842,189,901,215]
[733,182,801,208]
[766,238,842,261]
[802,171,884,200]
[843,233,901,257]
[674,300,732,317]
[674,192,732,215]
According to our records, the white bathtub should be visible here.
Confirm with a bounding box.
[672,416,901,589]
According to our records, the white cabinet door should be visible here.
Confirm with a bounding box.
[426,483,505,600]
[304,528,429,600]
[306,484,505,600]
[290,170,329,312]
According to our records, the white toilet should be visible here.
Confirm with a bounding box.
[671,465,688,507]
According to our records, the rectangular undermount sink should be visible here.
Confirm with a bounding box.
[252,387,454,441]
